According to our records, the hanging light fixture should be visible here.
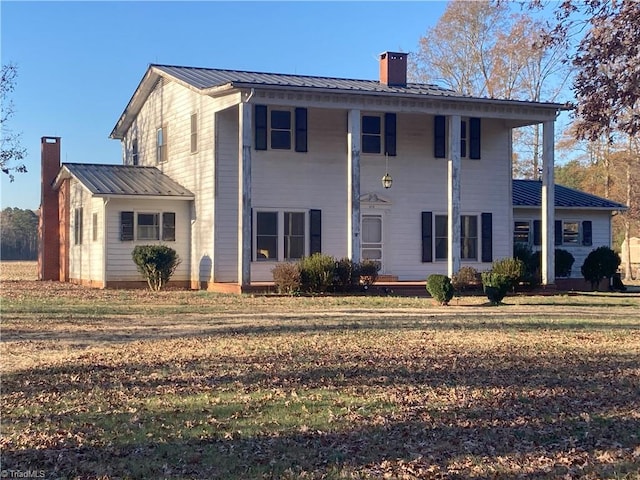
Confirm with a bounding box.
[381,153,393,189]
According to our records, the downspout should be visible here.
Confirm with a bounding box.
[102,198,110,288]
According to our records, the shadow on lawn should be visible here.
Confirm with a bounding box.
[3,410,639,479]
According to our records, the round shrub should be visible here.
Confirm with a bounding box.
[426,274,454,305]
[581,246,621,289]
[131,245,181,291]
[481,272,510,305]
[555,248,575,278]
[491,257,525,289]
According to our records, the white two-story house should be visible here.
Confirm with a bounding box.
[40,52,623,292]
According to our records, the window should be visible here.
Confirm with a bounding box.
[92,213,98,242]
[270,110,291,149]
[190,113,198,153]
[256,212,278,260]
[514,221,531,245]
[254,210,316,261]
[120,211,175,241]
[362,115,382,154]
[137,213,160,240]
[255,105,307,152]
[461,215,478,260]
[434,116,481,159]
[284,212,305,260]
[74,208,83,245]
[563,221,580,245]
[132,139,139,165]
[156,126,167,163]
[435,215,448,260]
[433,214,479,260]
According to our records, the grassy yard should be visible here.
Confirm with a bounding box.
[1,262,639,479]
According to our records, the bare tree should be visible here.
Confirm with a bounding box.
[1,63,27,181]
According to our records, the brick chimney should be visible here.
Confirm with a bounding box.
[38,136,61,281]
[379,51,408,87]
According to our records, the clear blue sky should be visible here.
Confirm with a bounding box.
[1,1,503,210]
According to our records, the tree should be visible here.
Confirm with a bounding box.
[1,64,27,181]
[0,208,38,260]
[411,1,571,178]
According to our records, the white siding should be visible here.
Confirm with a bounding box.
[104,198,191,282]
[514,207,613,278]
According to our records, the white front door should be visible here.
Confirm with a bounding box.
[361,214,384,272]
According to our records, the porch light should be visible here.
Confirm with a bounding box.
[381,153,393,189]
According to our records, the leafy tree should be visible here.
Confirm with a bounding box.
[1,64,27,181]
[0,207,38,260]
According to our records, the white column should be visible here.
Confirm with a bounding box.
[238,102,252,287]
[541,120,555,285]
[447,115,461,277]
[347,109,361,263]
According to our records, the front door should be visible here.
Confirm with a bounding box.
[361,214,383,272]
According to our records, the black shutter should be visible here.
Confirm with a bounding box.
[421,211,433,262]
[460,120,467,158]
[582,220,592,246]
[384,113,397,156]
[255,105,267,150]
[469,117,481,159]
[533,220,541,246]
[295,107,307,152]
[481,212,493,263]
[121,211,134,241]
[555,220,562,246]
[162,212,176,241]
[310,209,322,255]
[434,115,446,158]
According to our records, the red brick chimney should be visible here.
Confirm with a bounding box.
[38,136,61,281]
[379,51,408,87]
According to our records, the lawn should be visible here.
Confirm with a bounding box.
[1,262,639,479]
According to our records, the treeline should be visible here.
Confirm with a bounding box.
[1,207,38,260]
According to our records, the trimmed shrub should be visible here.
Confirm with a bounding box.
[299,253,335,293]
[334,258,359,292]
[514,243,539,286]
[555,249,575,278]
[272,263,301,295]
[581,246,621,289]
[131,245,181,291]
[358,260,380,287]
[451,266,480,292]
[426,274,454,305]
[491,257,525,289]
[481,272,511,305]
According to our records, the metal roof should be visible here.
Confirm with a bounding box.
[513,179,627,210]
[153,64,459,97]
[55,163,194,199]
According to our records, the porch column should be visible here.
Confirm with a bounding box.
[347,109,361,263]
[447,115,461,277]
[238,101,252,287]
[541,120,555,285]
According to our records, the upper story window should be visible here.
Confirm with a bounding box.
[361,113,396,156]
[190,113,198,154]
[362,115,382,154]
[270,110,291,149]
[254,105,307,152]
[434,116,481,160]
[132,139,139,165]
[156,126,167,163]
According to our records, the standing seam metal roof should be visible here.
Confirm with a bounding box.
[58,163,194,198]
[513,179,627,209]
[153,64,460,97]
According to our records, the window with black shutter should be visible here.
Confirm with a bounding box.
[362,115,381,154]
